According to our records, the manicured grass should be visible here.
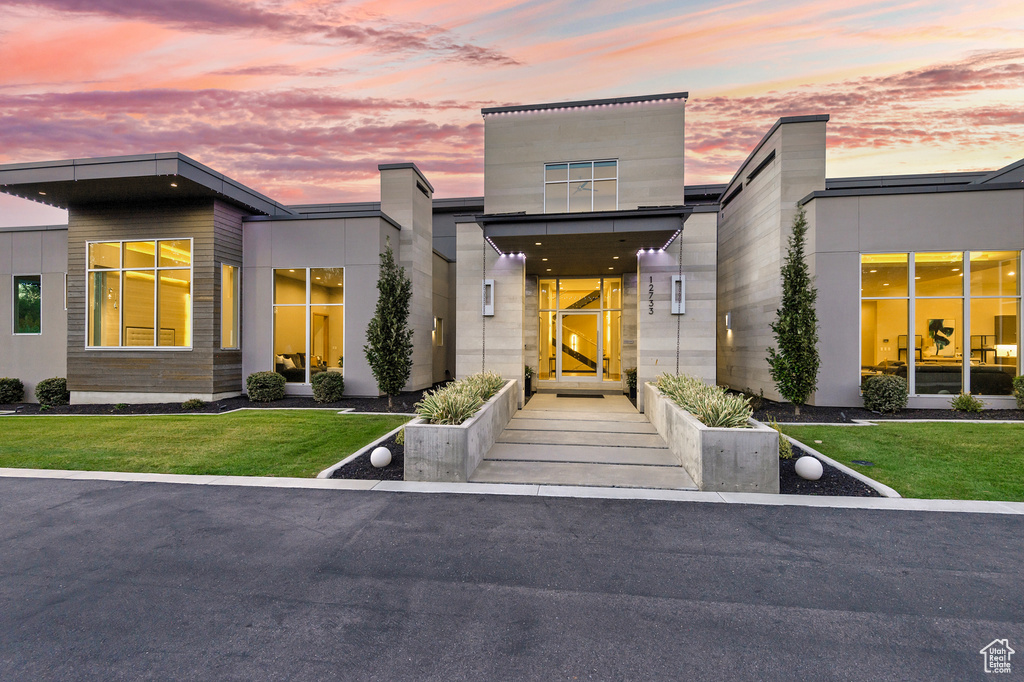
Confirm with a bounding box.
[782,422,1024,501]
[0,411,410,478]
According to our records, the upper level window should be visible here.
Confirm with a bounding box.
[86,240,193,348]
[14,275,41,334]
[544,160,617,213]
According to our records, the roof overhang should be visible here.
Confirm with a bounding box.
[0,153,294,217]
[459,207,689,277]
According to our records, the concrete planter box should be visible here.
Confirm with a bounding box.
[404,379,519,482]
[644,383,779,493]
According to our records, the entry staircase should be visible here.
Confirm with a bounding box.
[470,393,697,489]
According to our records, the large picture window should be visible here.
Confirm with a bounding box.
[861,251,1020,396]
[273,268,344,383]
[86,240,192,348]
[14,275,41,334]
[544,160,617,213]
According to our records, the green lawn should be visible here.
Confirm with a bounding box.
[0,411,410,478]
[782,422,1024,501]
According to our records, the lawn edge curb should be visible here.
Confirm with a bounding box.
[783,434,902,498]
[317,420,412,479]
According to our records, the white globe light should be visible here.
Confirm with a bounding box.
[370,446,392,468]
[795,456,823,481]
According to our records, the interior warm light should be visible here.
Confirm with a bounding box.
[883,283,889,286]
[542,258,548,261]
[38,191,46,195]
[170,183,178,188]
[546,268,551,272]
[1010,271,1016,276]
[869,270,877,273]
[952,268,960,272]
[184,293,192,346]
[613,256,619,260]
[289,269,295,272]
[535,242,542,246]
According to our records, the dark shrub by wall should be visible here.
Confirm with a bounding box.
[35,377,70,406]
[311,372,345,403]
[862,375,908,414]
[0,377,25,404]
[246,372,286,402]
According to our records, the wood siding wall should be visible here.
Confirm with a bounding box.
[67,199,247,395]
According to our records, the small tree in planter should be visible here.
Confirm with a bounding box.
[364,239,413,411]
[766,207,819,417]
[524,366,534,397]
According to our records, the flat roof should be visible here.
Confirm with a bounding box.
[482,91,688,116]
[0,153,294,217]
[799,180,1024,206]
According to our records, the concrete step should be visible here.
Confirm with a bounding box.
[485,443,677,466]
[469,460,697,490]
[516,409,649,422]
[496,430,666,448]
[504,418,657,434]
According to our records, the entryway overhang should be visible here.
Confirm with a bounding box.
[471,206,690,276]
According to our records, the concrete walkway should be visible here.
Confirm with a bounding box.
[470,393,697,489]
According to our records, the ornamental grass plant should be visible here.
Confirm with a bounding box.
[415,371,508,425]
[654,373,752,428]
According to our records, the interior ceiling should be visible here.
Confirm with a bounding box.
[487,230,676,277]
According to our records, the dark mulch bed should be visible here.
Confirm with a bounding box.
[0,386,437,416]
[331,432,404,481]
[779,444,879,497]
[753,399,1023,424]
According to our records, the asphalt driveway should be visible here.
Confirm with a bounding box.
[1,478,1021,680]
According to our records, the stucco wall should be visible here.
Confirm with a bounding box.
[432,252,455,383]
[716,118,827,401]
[0,226,68,402]
[242,216,400,397]
[455,221,524,395]
[483,99,686,215]
[636,211,717,410]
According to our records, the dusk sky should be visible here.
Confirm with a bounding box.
[2,0,1023,226]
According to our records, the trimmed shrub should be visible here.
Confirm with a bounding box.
[246,371,286,402]
[395,428,405,446]
[862,375,908,414]
[35,377,70,406]
[462,371,506,402]
[415,382,484,425]
[311,371,345,403]
[625,368,638,390]
[1013,375,1024,410]
[182,398,206,411]
[951,392,984,413]
[0,377,25,404]
[768,418,793,459]
[654,373,752,428]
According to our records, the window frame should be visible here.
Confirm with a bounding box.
[12,273,42,336]
[220,262,241,350]
[84,238,194,351]
[543,159,618,213]
[272,266,345,384]
[860,250,1022,397]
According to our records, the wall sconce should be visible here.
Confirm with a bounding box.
[671,275,685,315]
[482,279,494,316]
[725,311,732,330]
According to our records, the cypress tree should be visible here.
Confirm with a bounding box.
[364,239,413,410]
[766,207,819,416]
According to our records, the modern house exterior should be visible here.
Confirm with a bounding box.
[1,91,1021,408]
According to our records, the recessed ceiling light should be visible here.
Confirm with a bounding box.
[883,283,889,286]
[1010,271,1016,276]
[170,183,178,188]
[608,267,613,270]
[546,268,551,272]
[869,269,877,273]
[915,276,921,279]
[952,268,959,272]
[289,269,295,272]
[542,258,548,261]
[535,242,542,246]
[38,191,46,195]
[613,256,619,260]
[315,277,321,280]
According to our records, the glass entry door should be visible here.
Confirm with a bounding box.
[559,312,602,380]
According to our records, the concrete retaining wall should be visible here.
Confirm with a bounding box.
[404,379,518,482]
[644,383,779,493]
